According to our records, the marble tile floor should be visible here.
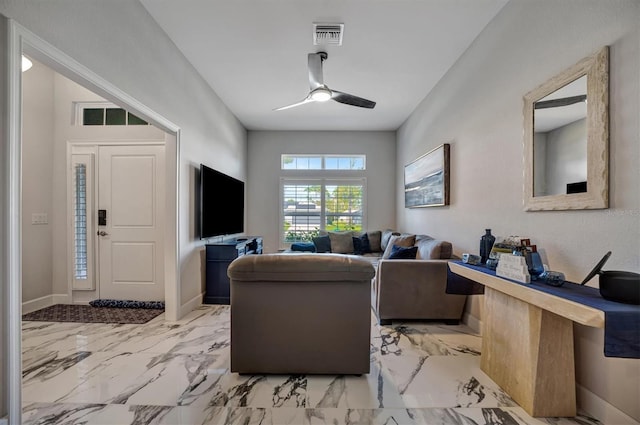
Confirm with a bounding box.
[21,305,602,425]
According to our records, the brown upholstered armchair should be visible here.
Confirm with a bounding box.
[372,237,468,325]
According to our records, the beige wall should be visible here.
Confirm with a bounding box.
[247,131,396,254]
[21,58,55,302]
[398,0,639,421]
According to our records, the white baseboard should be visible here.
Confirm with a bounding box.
[577,385,640,425]
[462,312,482,335]
[22,293,69,314]
[178,291,205,319]
[0,416,8,425]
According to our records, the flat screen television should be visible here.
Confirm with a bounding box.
[199,164,244,239]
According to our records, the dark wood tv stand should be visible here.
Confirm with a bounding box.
[204,236,263,305]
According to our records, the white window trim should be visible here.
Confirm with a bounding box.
[73,101,116,125]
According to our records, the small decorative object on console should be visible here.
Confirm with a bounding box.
[539,270,566,287]
[496,253,531,283]
[486,257,499,270]
[462,253,482,265]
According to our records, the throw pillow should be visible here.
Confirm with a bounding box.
[312,235,332,253]
[382,234,416,259]
[328,231,354,253]
[352,233,371,255]
[388,244,418,259]
[291,242,316,252]
[381,229,401,251]
[367,230,382,252]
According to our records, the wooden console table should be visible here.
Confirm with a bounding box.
[449,261,604,417]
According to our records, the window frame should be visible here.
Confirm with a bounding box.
[69,152,96,290]
[281,154,366,171]
[74,101,150,126]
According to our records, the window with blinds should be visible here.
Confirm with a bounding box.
[281,179,365,244]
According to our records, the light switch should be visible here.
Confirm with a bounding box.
[31,213,48,225]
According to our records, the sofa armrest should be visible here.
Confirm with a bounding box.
[374,259,467,321]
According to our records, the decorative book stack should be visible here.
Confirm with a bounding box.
[496,253,531,283]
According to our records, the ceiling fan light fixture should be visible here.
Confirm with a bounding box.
[310,87,332,102]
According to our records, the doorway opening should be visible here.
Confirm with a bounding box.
[5,21,181,422]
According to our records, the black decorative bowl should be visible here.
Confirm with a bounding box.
[581,251,640,305]
[598,270,640,305]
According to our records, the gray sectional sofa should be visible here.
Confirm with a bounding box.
[307,229,469,325]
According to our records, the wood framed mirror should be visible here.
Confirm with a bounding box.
[523,46,609,211]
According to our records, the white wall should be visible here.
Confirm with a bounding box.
[21,59,55,303]
[544,118,587,195]
[398,0,639,421]
[247,131,396,253]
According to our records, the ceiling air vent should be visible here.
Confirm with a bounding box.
[313,23,344,46]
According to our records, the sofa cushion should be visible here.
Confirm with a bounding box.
[352,233,372,255]
[382,234,416,259]
[388,244,418,259]
[228,253,376,282]
[416,238,453,259]
[312,235,332,253]
[366,230,382,253]
[328,231,354,253]
[381,229,401,251]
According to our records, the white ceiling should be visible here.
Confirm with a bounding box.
[140,0,509,131]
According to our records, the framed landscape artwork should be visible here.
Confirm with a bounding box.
[404,143,450,208]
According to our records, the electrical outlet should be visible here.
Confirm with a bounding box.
[31,212,48,225]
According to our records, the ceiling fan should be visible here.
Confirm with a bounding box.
[274,52,376,111]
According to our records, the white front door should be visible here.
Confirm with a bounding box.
[97,144,165,301]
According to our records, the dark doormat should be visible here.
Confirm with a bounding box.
[22,304,164,324]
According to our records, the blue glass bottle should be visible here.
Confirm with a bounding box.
[479,229,495,264]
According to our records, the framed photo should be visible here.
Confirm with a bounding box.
[404,143,450,208]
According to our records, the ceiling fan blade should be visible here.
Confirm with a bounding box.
[308,52,326,90]
[331,90,376,109]
[273,97,315,111]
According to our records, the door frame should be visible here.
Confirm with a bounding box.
[4,20,181,422]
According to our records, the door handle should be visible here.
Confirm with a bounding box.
[97,230,109,236]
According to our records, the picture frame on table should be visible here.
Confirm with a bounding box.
[404,143,450,208]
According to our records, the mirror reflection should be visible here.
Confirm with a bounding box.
[533,75,587,196]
